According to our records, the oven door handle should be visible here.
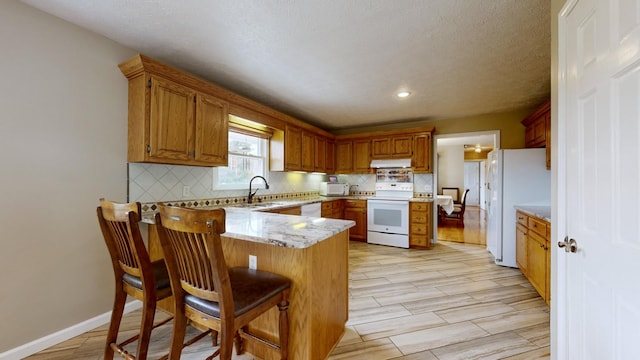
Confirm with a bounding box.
[368,199,409,206]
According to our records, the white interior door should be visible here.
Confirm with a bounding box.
[479,160,486,210]
[463,161,480,206]
[558,0,640,358]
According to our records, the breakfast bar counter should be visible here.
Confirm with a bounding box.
[145,207,354,360]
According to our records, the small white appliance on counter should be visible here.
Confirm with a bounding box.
[486,148,550,268]
[319,182,349,196]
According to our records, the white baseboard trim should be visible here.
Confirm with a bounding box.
[0,301,142,360]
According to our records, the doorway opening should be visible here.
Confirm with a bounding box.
[432,130,499,245]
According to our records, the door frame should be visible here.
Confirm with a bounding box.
[432,130,500,243]
[553,0,573,357]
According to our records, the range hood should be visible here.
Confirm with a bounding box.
[370,158,412,168]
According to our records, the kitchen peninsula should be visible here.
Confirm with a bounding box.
[144,207,354,360]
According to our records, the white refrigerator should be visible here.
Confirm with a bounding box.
[486,148,550,268]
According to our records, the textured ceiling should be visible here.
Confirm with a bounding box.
[22,0,551,132]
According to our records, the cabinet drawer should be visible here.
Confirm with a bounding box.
[332,201,343,209]
[411,202,430,211]
[411,223,428,235]
[528,227,547,245]
[411,210,428,223]
[517,223,528,235]
[528,217,548,237]
[344,200,366,208]
[516,211,528,226]
[321,202,332,212]
[410,235,429,247]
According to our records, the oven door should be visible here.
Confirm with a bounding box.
[367,199,409,235]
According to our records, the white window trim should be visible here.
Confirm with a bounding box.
[213,131,269,191]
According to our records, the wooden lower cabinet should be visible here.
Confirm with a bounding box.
[515,210,550,305]
[321,200,343,219]
[343,200,367,241]
[409,202,432,249]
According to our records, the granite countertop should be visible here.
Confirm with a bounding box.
[514,205,551,222]
[142,202,355,249]
[140,194,435,248]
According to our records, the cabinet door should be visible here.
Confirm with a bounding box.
[516,223,528,274]
[343,200,367,241]
[353,139,371,173]
[371,137,391,158]
[525,115,546,148]
[335,141,353,173]
[412,133,432,173]
[301,131,315,172]
[285,125,302,170]
[314,135,326,172]
[195,93,228,165]
[391,135,412,157]
[149,75,196,162]
[344,207,366,240]
[325,140,336,174]
[527,231,547,300]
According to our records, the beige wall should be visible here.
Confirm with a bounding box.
[334,108,537,149]
[437,145,465,194]
[0,1,134,352]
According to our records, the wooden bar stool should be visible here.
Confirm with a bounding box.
[97,199,173,359]
[155,205,291,360]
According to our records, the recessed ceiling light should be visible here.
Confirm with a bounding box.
[396,91,411,98]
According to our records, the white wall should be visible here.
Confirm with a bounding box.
[0,0,135,353]
[436,145,464,194]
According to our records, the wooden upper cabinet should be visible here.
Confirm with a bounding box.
[392,136,413,157]
[285,126,323,172]
[121,57,229,167]
[195,92,229,164]
[412,132,432,173]
[148,75,196,162]
[335,140,353,173]
[353,139,371,173]
[522,99,551,169]
[284,125,302,170]
[325,140,336,174]
[314,136,327,172]
[371,137,391,158]
[371,135,412,159]
[301,131,315,172]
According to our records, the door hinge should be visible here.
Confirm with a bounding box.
[146,145,151,153]
[147,79,152,88]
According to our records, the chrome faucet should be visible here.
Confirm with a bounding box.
[248,176,269,204]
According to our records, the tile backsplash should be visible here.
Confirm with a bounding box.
[128,163,433,203]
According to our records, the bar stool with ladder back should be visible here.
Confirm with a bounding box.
[96,198,174,359]
[155,204,292,360]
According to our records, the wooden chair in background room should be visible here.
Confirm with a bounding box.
[155,205,291,360]
[441,189,470,226]
[441,187,459,203]
[96,199,173,360]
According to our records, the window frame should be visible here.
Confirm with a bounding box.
[213,124,270,191]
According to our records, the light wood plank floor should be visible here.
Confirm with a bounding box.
[437,206,487,246]
[28,212,549,360]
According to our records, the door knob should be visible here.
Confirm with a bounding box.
[558,236,578,253]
